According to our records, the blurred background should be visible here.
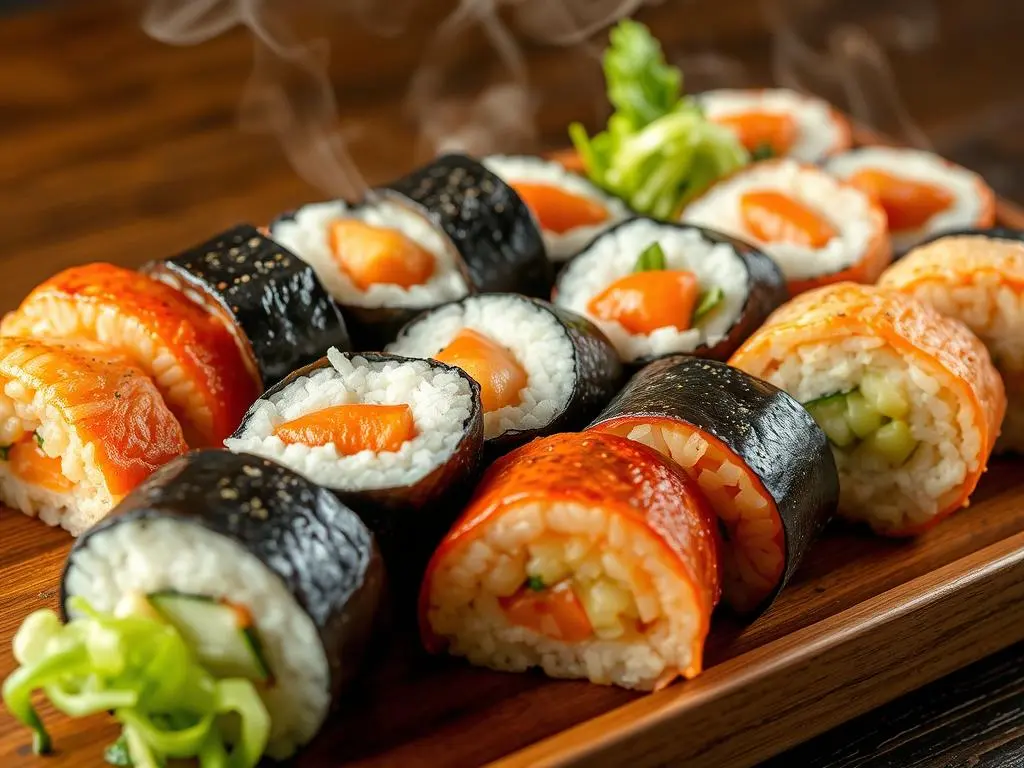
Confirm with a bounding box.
[1,0,1021,308]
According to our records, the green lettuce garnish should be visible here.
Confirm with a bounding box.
[633,242,667,272]
[2,598,269,768]
[569,20,749,219]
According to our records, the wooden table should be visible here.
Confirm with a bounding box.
[1,1,1023,765]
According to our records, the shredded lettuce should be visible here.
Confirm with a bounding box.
[1,598,270,768]
[570,20,749,219]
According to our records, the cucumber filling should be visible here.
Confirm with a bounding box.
[804,371,918,465]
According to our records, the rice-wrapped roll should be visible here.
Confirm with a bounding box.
[552,218,786,365]
[588,356,837,614]
[420,432,721,691]
[271,154,550,348]
[386,294,622,452]
[1,263,261,447]
[143,225,350,390]
[698,88,852,163]
[0,338,187,535]
[681,159,891,296]
[825,147,996,253]
[482,155,631,262]
[729,282,1005,535]
[879,233,1024,452]
[225,349,483,559]
[61,450,385,760]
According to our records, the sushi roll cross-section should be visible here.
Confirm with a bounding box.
[0,338,187,535]
[482,155,632,262]
[143,225,350,390]
[681,159,891,296]
[879,233,1024,453]
[826,147,996,253]
[386,294,622,450]
[1,262,262,447]
[588,357,837,615]
[730,282,1005,536]
[553,218,786,365]
[55,450,385,763]
[698,88,852,163]
[420,431,721,691]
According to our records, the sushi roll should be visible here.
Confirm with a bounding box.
[587,357,838,614]
[420,432,721,690]
[0,338,187,535]
[879,233,1024,453]
[552,218,786,365]
[142,225,350,390]
[1,263,261,447]
[271,154,550,348]
[681,159,891,295]
[61,450,385,760]
[698,88,852,163]
[385,294,622,451]
[482,155,631,261]
[729,282,1006,536]
[825,147,997,253]
[225,348,484,555]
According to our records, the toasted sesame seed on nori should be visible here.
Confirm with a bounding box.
[143,225,351,389]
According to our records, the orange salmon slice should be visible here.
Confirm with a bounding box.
[328,220,436,290]
[500,581,594,642]
[847,169,954,232]
[512,183,610,234]
[8,439,72,493]
[740,190,838,248]
[714,111,798,156]
[275,403,417,454]
[588,270,699,334]
[434,328,527,412]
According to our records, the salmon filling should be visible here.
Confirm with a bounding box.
[740,191,838,248]
[847,169,954,232]
[6,436,72,493]
[511,183,610,235]
[595,418,784,612]
[587,271,700,335]
[434,328,528,412]
[714,111,798,157]
[328,219,436,290]
[274,403,417,455]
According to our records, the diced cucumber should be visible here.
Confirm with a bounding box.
[844,391,884,439]
[860,371,909,419]
[863,419,917,466]
[692,286,724,324]
[147,593,270,683]
[633,242,667,272]
[804,392,856,448]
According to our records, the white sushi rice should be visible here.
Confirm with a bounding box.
[385,295,574,439]
[756,337,980,530]
[425,500,703,690]
[64,518,328,759]
[826,147,990,252]
[224,349,474,491]
[681,159,879,281]
[554,219,748,362]
[482,155,631,261]
[270,199,469,308]
[698,88,849,163]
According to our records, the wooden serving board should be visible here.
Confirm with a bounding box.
[2,160,1024,768]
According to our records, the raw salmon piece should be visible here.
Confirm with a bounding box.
[328,220,436,290]
[275,403,417,455]
[512,183,610,234]
[588,271,700,334]
[434,328,528,412]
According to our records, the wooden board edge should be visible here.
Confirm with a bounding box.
[490,530,1024,768]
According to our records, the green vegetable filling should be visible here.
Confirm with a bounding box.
[569,20,749,219]
[0,444,10,461]
[633,242,667,272]
[804,371,917,465]
[692,286,724,324]
[751,143,776,161]
[33,431,43,450]
[526,575,547,592]
[1,597,270,768]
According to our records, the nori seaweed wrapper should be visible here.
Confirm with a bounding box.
[143,225,351,389]
[588,356,838,616]
[62,449,385,700]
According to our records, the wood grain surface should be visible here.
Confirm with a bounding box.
[2,1,1024,767]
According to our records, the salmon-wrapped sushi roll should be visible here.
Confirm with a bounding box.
[681,159,891,296]
[0,339,187,535]
[420,432,721,690]
[588,357,838,615]
[879,233,1024,453]
[1,263,261,447]
[730,283,1005,535]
